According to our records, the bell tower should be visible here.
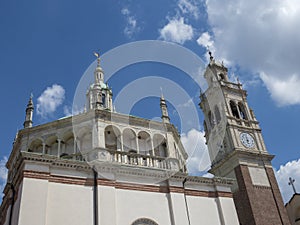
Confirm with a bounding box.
[200,53,290,225]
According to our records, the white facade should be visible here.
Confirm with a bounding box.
[0,59,240,225]
[1,153,239,225]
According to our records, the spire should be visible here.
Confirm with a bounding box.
[160,88,170,123]
[23,94,34,128]
[93,51,104,84]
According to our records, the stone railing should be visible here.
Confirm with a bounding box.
[220,80,242,90]
[83,148,180,171]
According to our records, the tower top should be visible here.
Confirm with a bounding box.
[86,52,113,111]
[23,94,34,128]
[160,90,170,124]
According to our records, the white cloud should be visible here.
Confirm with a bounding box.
[203,0,300,106]
[37,84,65,118]
[177,98,194,108]
[275,159,300,203]
[63,105,72,117]
[181,129,211,175]
[260,73,300,106]
[178,0,200,19]
[197,32,214,49]
[121,7,139,39]
[197,32,216,62]
[0,156,8,199]
[159,17,194,44]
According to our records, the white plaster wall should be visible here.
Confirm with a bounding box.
[18,178,48,225]
[12,177,239,225]
[187,196,222,225]
[46,182,93,225]
[115,189,172,225]
[168,192,189,225]
[218,197,239,225]
[99,186,117,225]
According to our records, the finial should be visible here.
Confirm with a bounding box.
[288,177,297,194]
[160,87,164,99]
[206,45,213,61]
[208,51,213,61]
[93,51,101,66]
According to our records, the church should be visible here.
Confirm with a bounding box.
[0,53,291,225]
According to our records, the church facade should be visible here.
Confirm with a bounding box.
[0,54,290,225]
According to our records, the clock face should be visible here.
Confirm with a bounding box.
[240,132,255,148]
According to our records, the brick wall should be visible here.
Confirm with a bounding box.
[233,165,290,225]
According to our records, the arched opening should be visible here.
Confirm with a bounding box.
[219,73,225,80]
[102,93,106,107]
[214,105,221,124]
[230,101,240,119]
[62,132,75,157]
[138,131,151,155]
[132,218,159,225]
[208,111,215,128]
[123,128,137,153]
[203,121,208,134]
[153,133,167,157]
[28,139,43,154]
[80,132,92,154]
[238,102,248,120]
[45,136,58,156]
[105,125,121,151]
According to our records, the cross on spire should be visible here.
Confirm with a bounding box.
[288,177,297,194]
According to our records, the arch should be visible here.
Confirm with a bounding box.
[214,105,221,124]
[138,131,151,155]
[131,218,159,225]
[123,128,137,152]
[238,102,248,120]
[230,100,240,119]
[153,133,167,157]
[105,125,121,151]
[28,139,43,154]
[45,135,58,156]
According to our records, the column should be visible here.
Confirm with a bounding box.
[136,136,139,153]
[42,143,46,155]
[57,139,61,158]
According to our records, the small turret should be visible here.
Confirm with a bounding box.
[86,52,113,111]
[23,94,34,128]
[160,91,170,124]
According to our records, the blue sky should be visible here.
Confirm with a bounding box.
[0,0,300,203]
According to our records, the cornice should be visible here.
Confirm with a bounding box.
[210,149,275,175]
